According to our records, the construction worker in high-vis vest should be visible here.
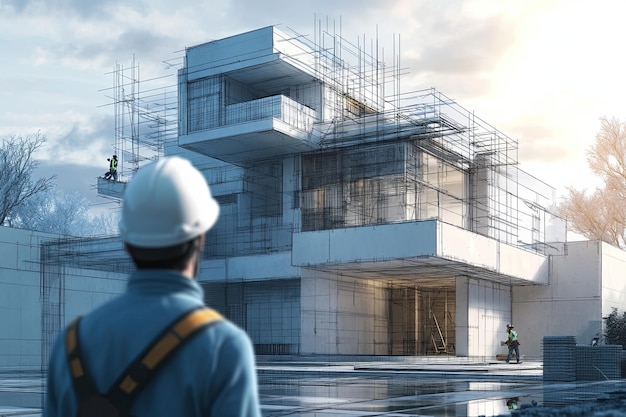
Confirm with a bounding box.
[104,154,118,181]
[505,323,521,364]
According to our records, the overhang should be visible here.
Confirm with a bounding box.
[179,118,314,166]
[292,219,549,286]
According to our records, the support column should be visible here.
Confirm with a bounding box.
[456,276,469,357]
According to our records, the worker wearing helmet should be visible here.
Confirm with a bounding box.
[505,323,521,364]
[44,157,262,416]
[104,154,118,181]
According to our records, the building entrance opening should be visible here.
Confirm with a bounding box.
[389,279,456,356]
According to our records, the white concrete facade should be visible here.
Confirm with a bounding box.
[0,227,126,371]
[456,277,513,358]
[300,270,389,355]
[514,240,626,358]
[0,228,54,370]
[7,25,626,368]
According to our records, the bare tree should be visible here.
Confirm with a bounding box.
[558,117,626,248]
[0,133,56,225]
[12,188,120,237]
[88,210,120,236]
[12,189,87,235]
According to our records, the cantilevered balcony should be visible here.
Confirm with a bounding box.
[179,94,317,166]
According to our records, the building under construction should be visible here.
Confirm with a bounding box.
[174,25,559,357]
[14,24,626,371]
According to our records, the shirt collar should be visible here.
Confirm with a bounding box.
[126,269,204,299]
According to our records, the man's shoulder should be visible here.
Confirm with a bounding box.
[201,315,249,339]
[192,316,254,351]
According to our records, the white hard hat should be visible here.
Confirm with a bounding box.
[119,156,219,248]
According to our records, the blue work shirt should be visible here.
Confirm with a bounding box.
[44,270,261,417]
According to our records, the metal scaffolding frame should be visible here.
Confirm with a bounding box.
[39,20,562,358]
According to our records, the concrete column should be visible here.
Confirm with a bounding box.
[456,276,469,357]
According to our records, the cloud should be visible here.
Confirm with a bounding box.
[226,0,386,31]
[26,23,181,74]
[50,28,176,69]
[1,0,621,209]
[2,1,198,73]
[37,160,102,194]
[412,16,514,75]
[38,114,114,166]
[517,130,578,165]
[3,0,121,18]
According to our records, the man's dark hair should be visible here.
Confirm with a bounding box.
[126,238,200,271]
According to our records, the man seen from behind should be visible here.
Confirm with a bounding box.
[44,156,262,416]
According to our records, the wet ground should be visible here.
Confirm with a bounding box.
[257,358,542,416]
[1,357,625,416]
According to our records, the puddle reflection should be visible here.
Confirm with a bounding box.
[259,372,538,416]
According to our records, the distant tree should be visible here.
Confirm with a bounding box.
[0,132,120,237]
[89,209,120,236]
[604,308,626,349]
[13,189,89,235]
[558,117,626,248]
[11,188,120,237]
[0,133,56,225]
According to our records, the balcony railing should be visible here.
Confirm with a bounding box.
[189,94,317,134]
[225,95,316,131]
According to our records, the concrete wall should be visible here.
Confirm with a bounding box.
[201,251,299,282]
[1,227,129,371]
[456,276,511,358]
[294,221,548,285]
[439,223,549,284]
[245,280,300,353]
[0,227,59,369]
[293,221,437,267]
[62,267,126,321]
[37,265,127,371]
[199,249,301,354]
[201,279,301,354]
[514,241,604,359]
[185,26,277,81]
[301,269,389,355]
[599,242,626,318]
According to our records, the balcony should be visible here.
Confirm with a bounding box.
[180,95,318,166]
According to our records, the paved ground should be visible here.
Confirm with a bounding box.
[2,357,625,416]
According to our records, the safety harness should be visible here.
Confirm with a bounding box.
[65,307,223,417]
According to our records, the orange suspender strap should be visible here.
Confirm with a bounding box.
[66,307,223,411]
[66,317,98,401]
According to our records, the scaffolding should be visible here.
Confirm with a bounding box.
[265,22,552,250]
[98,56,179,190]
[181,21,558,258]
[38,21,563,359]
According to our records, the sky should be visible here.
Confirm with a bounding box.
[1,0,625,214]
